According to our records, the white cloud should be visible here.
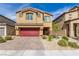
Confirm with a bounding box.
[17,3,31,11]
[4,13,16,20]
[0,4,16,20]
[0,3,31,21]
[0,4,30,20]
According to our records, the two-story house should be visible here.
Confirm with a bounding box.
[53,6,79,38]
[15,8,53,36]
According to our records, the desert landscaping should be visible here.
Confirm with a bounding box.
[0,36,78,50]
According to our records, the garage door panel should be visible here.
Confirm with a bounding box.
[19,28,39,36]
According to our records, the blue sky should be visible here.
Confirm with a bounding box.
[0,3,78,21]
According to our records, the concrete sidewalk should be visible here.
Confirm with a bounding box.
[0,50,79,56]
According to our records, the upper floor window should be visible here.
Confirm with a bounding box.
[26,13,33,20]
[37,12,41,17]
[19,13,23,17]
[44,16,51,22]
[69,13,72,16]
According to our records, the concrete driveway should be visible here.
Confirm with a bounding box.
[0,37,45,50]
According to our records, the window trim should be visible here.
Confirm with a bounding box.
[26,13,33,20]
[44,16,51,22]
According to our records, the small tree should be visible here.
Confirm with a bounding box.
[52,22,60,36]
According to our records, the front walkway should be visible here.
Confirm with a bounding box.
[0,37,45,50]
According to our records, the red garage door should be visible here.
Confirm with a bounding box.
[19,28,39,36]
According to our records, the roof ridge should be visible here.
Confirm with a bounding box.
[16,7,53,16]
[0,15,16,23]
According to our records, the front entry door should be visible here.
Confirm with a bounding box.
[43,27,49,35]
[74,24,77,37]
[66,24,69,37]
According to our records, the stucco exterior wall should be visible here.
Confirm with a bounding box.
[16,11,43,23]
[65,11,79,21]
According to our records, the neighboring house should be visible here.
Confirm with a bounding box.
[15,8,53,36]
[53,6,79,38]
[0,15,15,36]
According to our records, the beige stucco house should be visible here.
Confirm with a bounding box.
[53,6,79,38]
[15,8,53,36]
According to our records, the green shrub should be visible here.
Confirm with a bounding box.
[0,36,6,43]
[52,35,56,38]
[62,36,69,41]
[48,35,52,41]
[42,35,47,39]
[57,39,68,47]
[5,36,12,40]
[68,42,79,48]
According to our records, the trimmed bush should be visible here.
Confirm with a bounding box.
[48,35,52,41]
[62,36,69,41]
[68,42,79,48]
[5,36,12,40]
[57,39,68,47]
[42,35,47,39]
[0,36,6,43]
